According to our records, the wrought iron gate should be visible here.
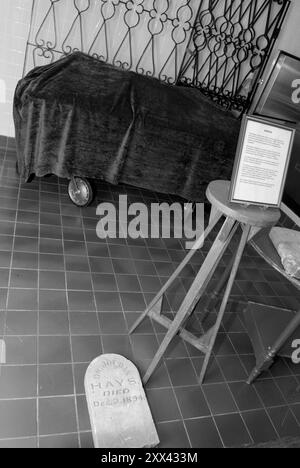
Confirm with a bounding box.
[24,0,290,112]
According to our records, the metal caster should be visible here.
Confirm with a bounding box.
[68,177,94,207]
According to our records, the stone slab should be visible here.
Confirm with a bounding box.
[84,354,159,448]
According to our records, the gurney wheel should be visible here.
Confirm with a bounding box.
[68,177,94,207]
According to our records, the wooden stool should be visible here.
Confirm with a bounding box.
[129,180,281,384]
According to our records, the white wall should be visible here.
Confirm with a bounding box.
[0,0,32,137]
[277,0,300,57]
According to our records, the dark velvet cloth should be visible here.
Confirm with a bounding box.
[14,52,240,201]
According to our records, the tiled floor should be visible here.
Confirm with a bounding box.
[0,135,299,448]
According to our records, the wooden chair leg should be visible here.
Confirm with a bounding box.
[142,217,238,384]
[199,224,251,384]
[201,255,234,318]
[247,312,300,384]
[129,211,223,335]
[247,356,274,384]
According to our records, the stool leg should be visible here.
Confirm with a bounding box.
[199,224,251,384]
[201,255,234,318]
[129,211,222,335]
[142,217,238,384]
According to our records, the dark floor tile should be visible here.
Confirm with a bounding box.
[267,406,300,438]
[0,268,9,287]
[275,376,300,405]
[39,290,67,311]
[129,246,151,261]
[39,238,63,255]
[74,362,89,394]
[0,208,17,222]
[175,386,210,419]
[221,313,245,333]
[135,359,171,389]
[213,334,236,356]
[95,291,122,311]
[269,358,293,378]
[86,242,109,258]
[101,334,133,360]
[290,404,300,425]
[0,437,37,448]
[146,388,181,422]
[40,213,61,226]
[10,269,38,289]
[15,222,39,238]
[92,274,117,291]
[125,312,154,334]
[157,421,190,448]
[134,260,157,276]
[116,274,141,292]
[5,310,38,335]
[70,312,99,335]
[0,399,37,439]
[65,255,90,272]
[7,289,38,310]
[130,334,158,360]
[63,227,84,242]
[64,240,87,256]
[253,379,286,408]
[0,250,11,268]
[38,364,74,397]
[5,336,37,364]
[109,244,132,259]
[39,271,66,290]
[17,210,39,225]
[165,358,198,387]
[138,275,161,293]
[71,335,102,363]
[229,381,263,411]
[228,332,253,355]
[242,409,278,444]
[0,222,15,236]
[215,413,252,447]
[39,396,77,436]
[185,417,222,448]
[14,236,38,253]
[216,356,248,381]
[120,292,146,311]
[76,394,91,432]
[39,253,64,271]
[66,272,93,291]
[39,311,69,335]
[80,431,94,448]
[12,252,38,270]
[192,357,225,383]
[39,433,79,448]
[202,383,238,415]
[0,235,13,251]
[89,257,113,274]
[98,312,127,334]
[39,336,71,364]
[40,225,62,240]
[0,365,37,398]
[68,291,95,311]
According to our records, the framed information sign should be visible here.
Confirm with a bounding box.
[229,115,295,207]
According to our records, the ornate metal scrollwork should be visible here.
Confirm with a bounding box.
[25,0,290,111]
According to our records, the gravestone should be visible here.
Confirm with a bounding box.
[84,354,159,448]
